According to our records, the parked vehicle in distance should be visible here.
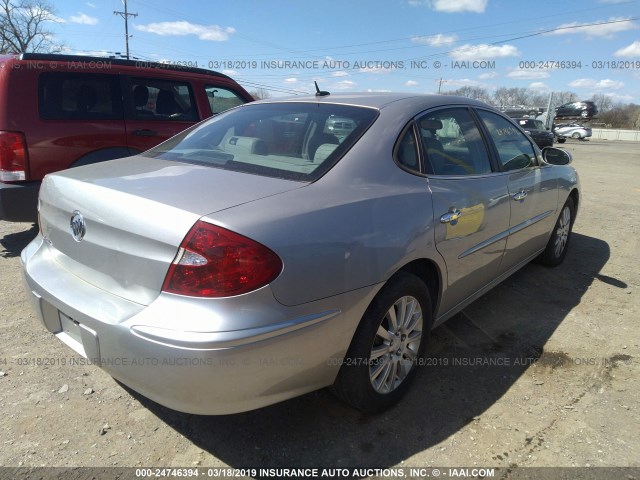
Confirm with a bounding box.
[554,123,593,142]
[22,93,580,415]
[498,105,545,118]
[0,53,253,222]
[514,118,554,148]
[554,101,598,120]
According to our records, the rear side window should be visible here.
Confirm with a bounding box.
[39,73,122,120]
[130,77,198,121]
[205,86,247,114]
[418,108,492,176]
[142,102,378,182]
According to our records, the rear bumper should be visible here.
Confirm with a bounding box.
[21,235,376,414]
[0,181,40,222]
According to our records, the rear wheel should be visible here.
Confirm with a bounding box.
[537,197,575,267]
[571,132,581,139]
[332,272,432,413]
[557,137,566,143]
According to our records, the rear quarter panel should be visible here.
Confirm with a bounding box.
[205,107,444,306]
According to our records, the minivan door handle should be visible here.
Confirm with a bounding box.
[132,129,157,137]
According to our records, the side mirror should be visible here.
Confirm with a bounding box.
[542,147,572,165]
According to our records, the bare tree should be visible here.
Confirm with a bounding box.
[443,86,491,103]
[589,93,614,113]
[250,88,272,100]
[0,0,64,54]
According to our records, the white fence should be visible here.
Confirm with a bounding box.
[591,129,640,142]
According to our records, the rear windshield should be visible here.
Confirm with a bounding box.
[142,102,378,181]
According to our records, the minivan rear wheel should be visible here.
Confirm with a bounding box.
[331,272,432,413]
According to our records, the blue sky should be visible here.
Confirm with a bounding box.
[49,0,640,103]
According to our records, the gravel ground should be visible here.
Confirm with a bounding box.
[0,139,638,477]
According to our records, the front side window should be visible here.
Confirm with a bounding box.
[39,73,122,120]
[130,78,197,121]
[205,86,247,114]
[143,102,378,181]
[476,110,537,171]
[418,108,492,176]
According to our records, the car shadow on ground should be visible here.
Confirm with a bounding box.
[0,224,38,258]
[129,232,617,472]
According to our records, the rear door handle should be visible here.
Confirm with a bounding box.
[512,190,528,202]
[132,129,157,137]
[440,208,462,224]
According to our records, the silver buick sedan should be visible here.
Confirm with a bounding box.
[21,93,579,415]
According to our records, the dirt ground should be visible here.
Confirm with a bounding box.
[0,139,638,476]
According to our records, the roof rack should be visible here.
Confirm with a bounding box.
[18,53,232,81]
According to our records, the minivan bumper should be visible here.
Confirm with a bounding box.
[0,181,39,222]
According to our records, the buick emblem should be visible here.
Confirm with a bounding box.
[70,211,86,242]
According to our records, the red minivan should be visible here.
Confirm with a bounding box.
[0,53,253,222]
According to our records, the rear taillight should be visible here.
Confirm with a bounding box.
[0,131,28,182]
[162,221,282,297]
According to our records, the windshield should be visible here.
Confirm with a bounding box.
[142,102,379,182]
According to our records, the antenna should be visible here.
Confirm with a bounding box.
[314,81,330,97]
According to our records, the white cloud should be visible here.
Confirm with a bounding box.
[614,40,640,57]
[430,0,488,13]
[478,72,498,79]
[547,17,636,38]
[86,2,96,8]
[222,69,238,76]
[529,82,550,92]
[450,43,519,60]
[331,71,349,77]
[135,21,236,41]
[445,78,483,87]
[366,89,393,92]
[358,66,395,74]
[405,80,419,86]
[333,80,357,90]
[70,13,98,25]
[507,69,550,79]
[284,78,298,84]
[568,78,624,90]
[412,33,458,46]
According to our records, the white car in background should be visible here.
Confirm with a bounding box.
[554,124,592,143]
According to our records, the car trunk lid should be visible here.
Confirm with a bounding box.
[38,156,303,306]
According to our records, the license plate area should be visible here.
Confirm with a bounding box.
[57,312,87,358]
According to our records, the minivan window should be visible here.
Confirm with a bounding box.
[130,78,198,121]
[205,86,247,114]
[39,73,122,120]
[143,103,378,182]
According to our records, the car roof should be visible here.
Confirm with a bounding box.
[253,92,492,111]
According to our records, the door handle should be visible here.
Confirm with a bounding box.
[132,129,158,137]
[512,190,528,202]
[440,208,462,224]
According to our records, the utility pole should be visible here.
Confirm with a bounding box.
[114,0,138,60]
[437,77,446,94]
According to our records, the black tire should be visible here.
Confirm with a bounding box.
[571,132,581,139]
[557,137,566,143]
[331,272,432,413]
[537,197,575,267]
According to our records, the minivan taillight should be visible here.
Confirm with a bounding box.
[0,131,28,182]
[162,221,283,297]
